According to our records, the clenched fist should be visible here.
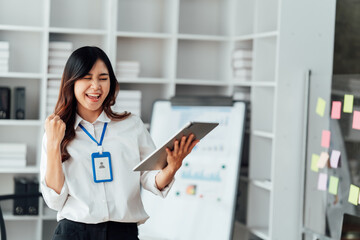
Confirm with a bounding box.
[45,114,66,149]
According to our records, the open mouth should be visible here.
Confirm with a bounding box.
[86,93,101,101]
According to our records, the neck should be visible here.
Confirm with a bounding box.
[77,107,103,123]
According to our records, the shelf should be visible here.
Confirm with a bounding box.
[117,77,171,84]
[233,31,279,41]
[250,227,270,240]
[236,222,269,240]
[117,0,172,34]
[3,214,40,221]
[0,120,42,126]
[0,30,43,73]
[0,25,43,33]
[0,166,39,174]
[252,130,274,139]
[49,27,107,35]
[116,31,171,39]
[47,73,62,79]
[0,0,43,27]
[233,81,277,87]
[178,34,227,41]
[42,214,57,220]
[0,72,42,79]
[177,40,228,81]
[178,0,229,36]
[176,79,228,86]
[251,180,272,191]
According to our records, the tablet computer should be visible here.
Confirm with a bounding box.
[133,121,219,171]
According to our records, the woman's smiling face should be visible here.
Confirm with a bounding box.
[74,59,110,121]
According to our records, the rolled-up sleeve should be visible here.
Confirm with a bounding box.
[136,117,175,198]
[40,133,69,211]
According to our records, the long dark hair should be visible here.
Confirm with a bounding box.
[54,46,130,162]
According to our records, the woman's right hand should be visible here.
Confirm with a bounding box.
[45,114,66,149]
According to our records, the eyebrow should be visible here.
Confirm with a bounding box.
[85,73,109,76]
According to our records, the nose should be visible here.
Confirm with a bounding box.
[91,79,101,90]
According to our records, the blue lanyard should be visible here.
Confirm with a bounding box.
[79,122,108,149]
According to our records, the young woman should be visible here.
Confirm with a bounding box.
[40,46,199,240]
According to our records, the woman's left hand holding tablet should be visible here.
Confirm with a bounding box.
[165,134,199,172]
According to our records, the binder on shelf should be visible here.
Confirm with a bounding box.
[13,177,27,215]
[0,87,10,119]
[14,87,25,119]
[26,178,39,215]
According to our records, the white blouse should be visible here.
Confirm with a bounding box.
[40,111,174,224]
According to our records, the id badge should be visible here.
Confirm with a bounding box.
[91,152,113,183]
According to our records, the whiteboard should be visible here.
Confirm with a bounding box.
[139,100,246,240]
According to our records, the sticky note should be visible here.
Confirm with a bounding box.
[331,101,342,119]
[321,130,331,148]
[311,154,320,172]
[344,94,354,113]
[353,111,360,130]
[316,97,326,116]
[348,184,359,205]
[328,176,339,195]
[330,150,341,168]
[317,173,328,191]
[318,152,329,169]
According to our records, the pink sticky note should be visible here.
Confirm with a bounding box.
[331,101,342,119]
[321,130,331,148]
[353,111,360,130]
[330,150,341,168]
[318,173,328,191]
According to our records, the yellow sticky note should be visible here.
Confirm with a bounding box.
[311,154,320,172]
[348,184,359,205]
[344,94,354,113]
[328,176,339,195]
[316,97,326,116]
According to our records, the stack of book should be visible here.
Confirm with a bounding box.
[0,143,27,168]
[232,49,252,81]
[116,61,140,80]
[48,41,73,74]
[46,79,61,116]
[112,90,141,116]
[0,41,10,73]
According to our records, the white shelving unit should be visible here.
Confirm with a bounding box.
[0,0,336,239]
